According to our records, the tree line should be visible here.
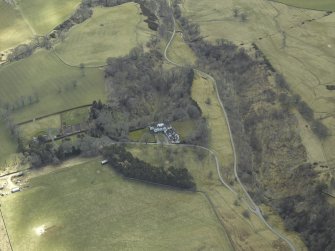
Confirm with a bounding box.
[103,145,196,189]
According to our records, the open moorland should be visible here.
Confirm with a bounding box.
[15,0,80,34]
[0,1,33,51]
[1,158,232,251]
[182,0,335,190]
[55,3,154,66]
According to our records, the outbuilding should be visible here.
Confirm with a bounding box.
[11,187,20,193]
[101,160,109,165]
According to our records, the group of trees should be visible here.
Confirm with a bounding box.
[103,48,203,131]
[276,182,335,251]
[24,133,116,168]
[103,145,196,189]
[89,100,130,140]
[0,93,39,112]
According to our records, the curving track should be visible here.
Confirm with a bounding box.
[163,2,297,250]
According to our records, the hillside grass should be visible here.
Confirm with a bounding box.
[271,0,335,11]
[0,1,33,51]
[191,74,234,175]
[16,0,80,34]
[1,158,231,251]
[167,32,196,66]
[0,49,106,123]
[54,3,154,66]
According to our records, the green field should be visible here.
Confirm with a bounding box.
[128,128,156,143]
[0,1,33,51]
[272,0,335,11]
[191,75,234,175]
[2,159,231,251]
[54,3,154,66]
[16,0,80,34]
[167,32,196,66]
[61,107,89,126]
[171,119,197,140]
[0,49,106,123]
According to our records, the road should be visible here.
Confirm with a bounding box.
[163,2,296,250]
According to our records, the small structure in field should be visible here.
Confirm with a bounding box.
[34,225,46,236]
[13,172,23,178]
[11,187,20,193]
[101,159,109,165]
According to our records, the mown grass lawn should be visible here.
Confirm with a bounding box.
[2,159,230,251]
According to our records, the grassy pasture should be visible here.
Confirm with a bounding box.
[191,74,234,175]
[54,3,154,66]
[272,0,335,11]
[16,0,80,34]
[167,32,196,66]
[171,119,197,140]
[128,128,156,143]
[0,49,106,123]
[2,159,231,251]
[0,1,33,51]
